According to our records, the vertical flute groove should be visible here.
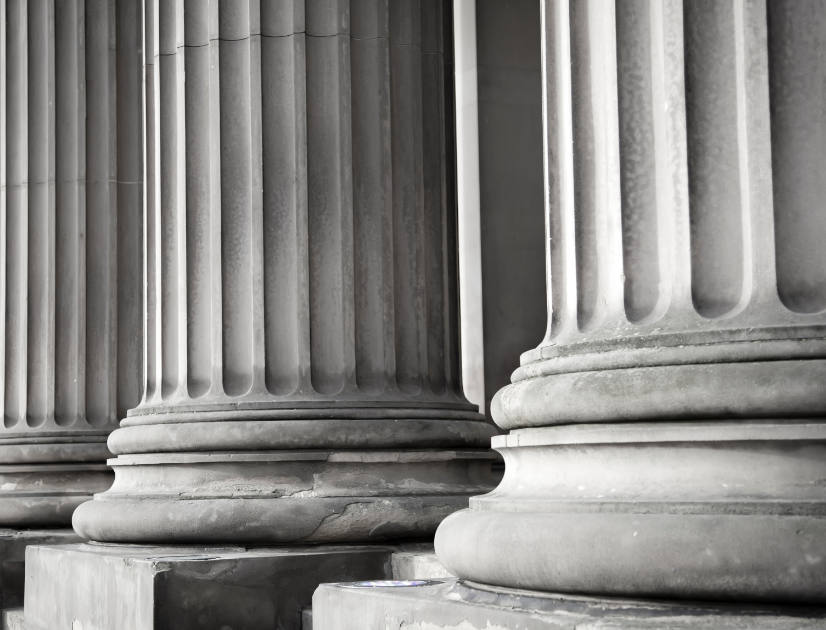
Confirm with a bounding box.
[768,0,826,313]
[55,0,85,427]
[0,0,6,425]
[3,0,26,427]
[616,0,661,323]
[116,0,144,419]
[219,0,256,397]
[185,0,220,399]
[158,0,186,399]
[26,0,55,428]
[421,0,447,394]
[85,0,118,426]
[248,2,266,394]
[570,0,623,332]
[440,0,460,393]
[306,0,354,395]
[390,0,425,394]
[684,0,746,318]
[262,1,310,395]
[143,0,160,403]
[543,0,576,341]
[351,0,393,393]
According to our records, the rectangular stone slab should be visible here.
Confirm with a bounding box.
[389,546,452,581]
[0,529,80,609]
[23,543,402,630]
[313,579,826,630]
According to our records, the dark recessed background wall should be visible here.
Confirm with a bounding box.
[476,0,547,417]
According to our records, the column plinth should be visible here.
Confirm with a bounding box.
[73,0,497,543]
[436,0,826,603]
[0,0,143,526]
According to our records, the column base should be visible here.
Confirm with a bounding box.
[0,529,81,608]
[0,437,113,527]
[22,542,448,630]
[0,464,113,527]
[313,579,826,630]
[73,449,498,543]
[435,421,826,603]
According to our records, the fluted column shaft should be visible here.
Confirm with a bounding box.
[436,0,826,604]
[73,0,495,543]
[0,0,143,525]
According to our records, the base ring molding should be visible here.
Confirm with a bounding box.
[73,449,500,543]
[435,422,826,604]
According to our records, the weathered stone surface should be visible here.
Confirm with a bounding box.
[24,543,397,630]
[313,580,826,630]
[0,530,80,609]
[73,450,498,543]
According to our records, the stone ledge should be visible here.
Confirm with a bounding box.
[312,579,826,629]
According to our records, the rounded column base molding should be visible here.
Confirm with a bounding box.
[434,422,826,604]
[109,416,495,454]
[0,436,114,526]
[436,510,826,604]
[73,449,500,543]
[0,436,111,464]
[492,358,826,429]
[0,463,113,527]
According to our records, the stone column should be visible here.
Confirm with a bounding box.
[73,0,495,543]
[436,0,826,603]
[0,0,143,526]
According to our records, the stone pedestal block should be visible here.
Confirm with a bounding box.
[23,542,449,630]
[0,529,79,609]
[313,580,826,630]
[24,543,390,630]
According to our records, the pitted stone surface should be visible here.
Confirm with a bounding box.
[73,449,499,543]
